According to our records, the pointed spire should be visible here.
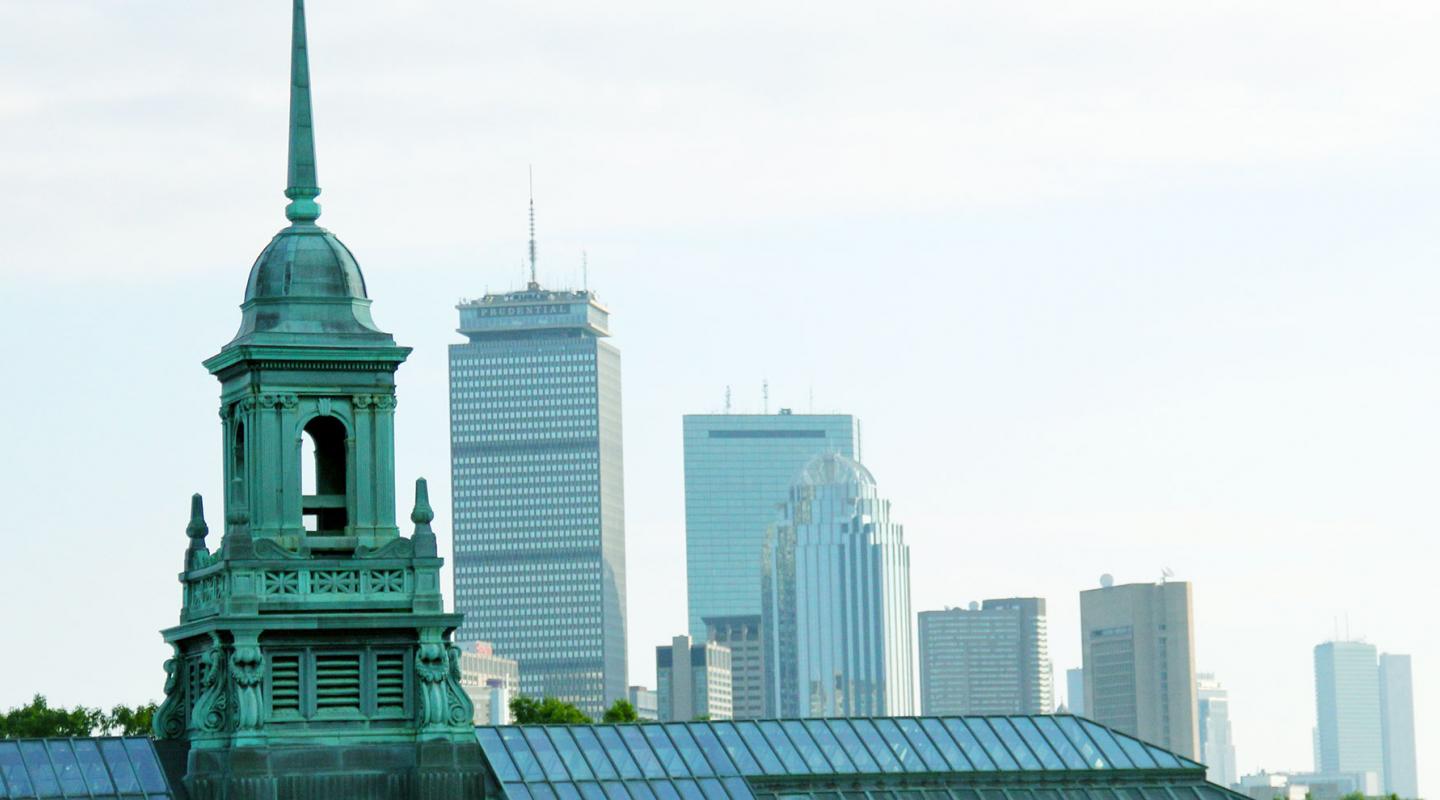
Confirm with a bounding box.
[284,0,321,223]
[527,165,538,289]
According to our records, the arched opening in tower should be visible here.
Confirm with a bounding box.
[301,415,348,534]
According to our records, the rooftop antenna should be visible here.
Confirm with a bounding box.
[808,385,814,414]
[582,250,589,292]
[1161,567,1174,584]
[527,165,538,290]
[763,379,770,414]
[724,386,732,414]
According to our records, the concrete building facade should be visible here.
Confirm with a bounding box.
[705,615,767,719]
[657,635,733,722]
[457,641,521,725]
[626,686,659,721]
[917,598,1052,716]
[1080,579,1198,759]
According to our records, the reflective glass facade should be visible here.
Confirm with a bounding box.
[451,288,627,717]
[683,414,860,643]
[763,455,913,718]
[0,738,173,799]
[474,716,1247,800]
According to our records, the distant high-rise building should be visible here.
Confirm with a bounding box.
[626,686,659,721]
[1067,667,1086,716]
[457,641,521,725]
[762,453,913,717]
[1313,641,1383,786]
[705,615,766,719]
[683,412,860,641]
[1197,672,1238,788]
[656,635,733,722]
[1378,654,1418,798]
[917,598,1052,715]
[1080,578,1198,759]
[449,261,627,718]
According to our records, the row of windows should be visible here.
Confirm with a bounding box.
[455,428,599,439]
[457,457,598,468]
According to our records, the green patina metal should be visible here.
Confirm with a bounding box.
[153,2,485,796]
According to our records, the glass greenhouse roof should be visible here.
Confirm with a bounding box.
[476,716,1238,800]
[0,738,173,799]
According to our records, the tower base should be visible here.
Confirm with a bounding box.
[175,740,489,800]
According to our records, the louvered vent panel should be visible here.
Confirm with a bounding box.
[270,654,301,714]
[314,653,362,712]
[375,653,407,712]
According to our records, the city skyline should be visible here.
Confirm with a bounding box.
[1,1,1436,790]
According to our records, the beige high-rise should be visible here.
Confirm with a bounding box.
[1080,579,1198,758]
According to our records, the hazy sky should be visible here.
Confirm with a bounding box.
[0,0,1435,785]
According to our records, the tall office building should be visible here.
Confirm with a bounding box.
[762,453,913,718]
[656,635,733,722]
[449,239,627,717]
[917,599,1052,715]
[683,411,860,641]
[1080,578,1199,759]
[1067,668,1086,716]
[1313,641,1384,785]
[705,615,767,719]
[1378,654,1418,798]
[1197,673,1238,788]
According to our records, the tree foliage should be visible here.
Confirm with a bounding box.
[0,695,158,739]
[510,696,592,725]
[601,699,639,723]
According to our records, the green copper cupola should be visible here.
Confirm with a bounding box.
[203,0,411,546]
[160,3,482,795]
[222,0,390,347]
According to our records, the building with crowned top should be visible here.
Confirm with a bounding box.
[761,453,913,718]
[147,2,484,796]
[448,231,628,717]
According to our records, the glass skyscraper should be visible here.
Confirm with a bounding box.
[449,283,626,717]
[682,412,860,642]
[1196,673,1238,788]
[762,453,914,718]
[1313,641,1384,787]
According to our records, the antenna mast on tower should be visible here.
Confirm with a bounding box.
[527,165,538,289]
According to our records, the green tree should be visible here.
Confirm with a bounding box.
[601,699,638,723]
[510,696,591,725]
[103,703,158,736]
[0,695,104,738]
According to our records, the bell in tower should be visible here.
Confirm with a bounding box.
[152,3,488,797]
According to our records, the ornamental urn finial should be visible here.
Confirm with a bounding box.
[186,493,209,549]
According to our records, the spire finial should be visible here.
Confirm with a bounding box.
[186,493,209,548]
[527,165,538,289]
[284,0,321,223]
